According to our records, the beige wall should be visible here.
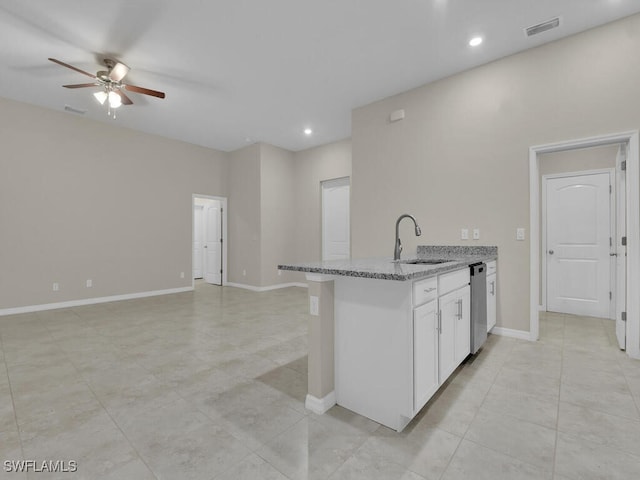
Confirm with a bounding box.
[227,144,262,286]
[0,97,227,310]
[293,139,352,264]
[0,94,351,307]
[260,143,298,285]
[351,14,640,333]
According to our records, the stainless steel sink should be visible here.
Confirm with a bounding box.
[399,258,453,265]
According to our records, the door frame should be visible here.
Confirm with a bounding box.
[529,131,640,359]
[192,194,227,287]
[321,176,351,261]
[541,168,615,318]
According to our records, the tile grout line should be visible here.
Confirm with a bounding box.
[0,329,27,466]
[436,336,518,479]
[550,313,566,480]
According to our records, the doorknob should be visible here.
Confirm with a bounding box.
[204,245,208,248]
[548,250,554,255]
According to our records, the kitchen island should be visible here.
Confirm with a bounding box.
[279,246,497,431]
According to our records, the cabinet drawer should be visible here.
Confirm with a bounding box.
[438,268,470,296]
[486,261,497,276]
[413,277,438,306]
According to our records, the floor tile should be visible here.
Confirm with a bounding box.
[327,447,427,480]
[557,401,640,456]
[559,381,639,420]
[214,453,288,480]
[554,431,640,480]
[481,383,559,429]
[464,409,556,474]
[360,424,462,480]
[441,439,552,480]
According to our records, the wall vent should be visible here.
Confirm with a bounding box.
[64,105,86,115]
[525,17,561,37]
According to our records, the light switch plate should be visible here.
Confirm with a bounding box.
[473,228,480,240]
[461,228,469,240]
[516,228,525,241]
[310,296,319,316]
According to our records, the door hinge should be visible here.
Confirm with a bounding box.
[610,237,612,247]
[609,291,612,300]
[220,269,223,274]
[621,160,627,171]
[622,236,627,246]
[622,312,627,322]
[609,184,612,194]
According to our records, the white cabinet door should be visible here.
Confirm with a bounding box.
[439,286,470,381]
[438,289,458,381]
[414,300,439,412]
[487,273,497,332]
[454,286,471,366]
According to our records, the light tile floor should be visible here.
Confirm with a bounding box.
[0,284,639,479]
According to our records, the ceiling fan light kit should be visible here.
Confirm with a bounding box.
[48,57,165,119]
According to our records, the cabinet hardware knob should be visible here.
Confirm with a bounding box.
[548,250,554,255]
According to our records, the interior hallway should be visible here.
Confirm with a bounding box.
[0,285,639,479]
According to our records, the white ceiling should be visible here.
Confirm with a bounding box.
[1,1,639,152]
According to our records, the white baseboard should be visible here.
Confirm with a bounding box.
[491,326,533,341]
[0,286,194,317]
[305,391,336,415]
[226,282,307,292]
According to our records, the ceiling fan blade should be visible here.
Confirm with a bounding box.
[48,58,96,79]
[108,61,130,82]
[115,90,133,105]
[124,84,165,99]
[63,83,98,89]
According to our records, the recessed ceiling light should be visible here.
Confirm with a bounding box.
[469,36,483,47]
[304,128,313,135]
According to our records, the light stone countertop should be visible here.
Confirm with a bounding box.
[278,246,497,282]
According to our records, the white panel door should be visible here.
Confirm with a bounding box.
[546,172,611,318]
[322,177,350,261]
[204,201,222,285]
[193,205,204,279]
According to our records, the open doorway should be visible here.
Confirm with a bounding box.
[540,145,619,320]
[529,131,639,360]
[193,195,227,286]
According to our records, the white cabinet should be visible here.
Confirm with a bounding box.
[413,299,439,412]
[335,267,472,432]
[486,261,497,332]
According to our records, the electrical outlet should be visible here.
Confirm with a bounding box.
[473,228,480,240]
[461,228,469,240]
[86,279,92,288]
[180,272,185,279]
[516,228,526,241]
[278,269,282,276]
[242,269,247,276]
[52,282,59,291]
[310,296,319,316]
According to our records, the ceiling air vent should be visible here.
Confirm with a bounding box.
[525,17,561,37]
[64,105,86,115]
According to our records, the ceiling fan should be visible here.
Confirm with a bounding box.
[48,57,165,114]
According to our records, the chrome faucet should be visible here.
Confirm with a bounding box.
[394,214,422,261]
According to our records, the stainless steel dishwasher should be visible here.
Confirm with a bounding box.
[470,262,487,354]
